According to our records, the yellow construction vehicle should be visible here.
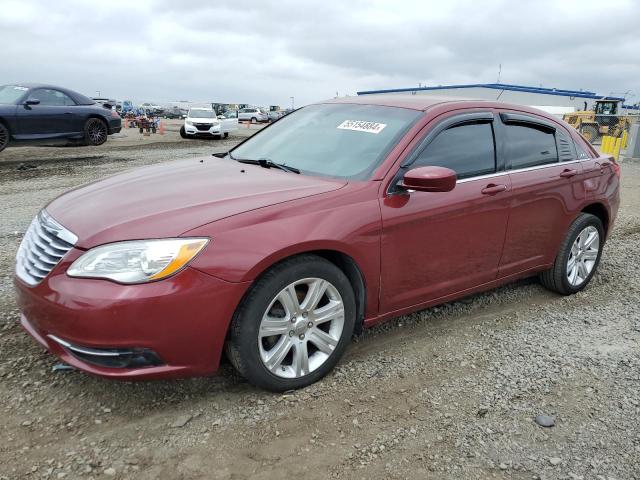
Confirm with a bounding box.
[563,98,631,143]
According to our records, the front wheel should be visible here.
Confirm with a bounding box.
[179,126,188,138]
[84,118,108,146]
[226,255,356,391]
[540,213,604,295]
[0,123,9,152]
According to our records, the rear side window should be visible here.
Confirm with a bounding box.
[505,124,558,169]
[28,88,75,106]
[413,122,496,179]
[556,129,577,162]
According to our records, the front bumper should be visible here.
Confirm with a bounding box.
[14,250,251,380]
[184,124,222,136]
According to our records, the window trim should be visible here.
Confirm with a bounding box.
[499,112,556,133]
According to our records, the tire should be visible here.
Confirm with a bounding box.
[226,254,356,391]
[250,117,257,124]
[223,132,229,138]
[539,213,604,295]
[179,126,188,139]
[84,118,108,146]
[580,125,599,144]
[0,122,9,153]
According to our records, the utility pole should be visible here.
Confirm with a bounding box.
[290,96,294,110]
[496,64,501,83]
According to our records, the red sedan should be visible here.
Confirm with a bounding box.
[14,96,620,391]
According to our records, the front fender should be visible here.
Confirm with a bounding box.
[185,182,382,317]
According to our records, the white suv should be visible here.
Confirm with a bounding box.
[180,108,238,139]
[238,107,269,123]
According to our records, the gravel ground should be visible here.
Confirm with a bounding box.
[0,136,638,480]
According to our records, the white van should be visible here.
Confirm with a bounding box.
[180,108,238,139]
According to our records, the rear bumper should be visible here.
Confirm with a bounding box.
[107,117,122,135]
[15,256,251,380]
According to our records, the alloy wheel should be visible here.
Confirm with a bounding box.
[87,120,107,145]
[566,225,599,286]
[258,277,345,379]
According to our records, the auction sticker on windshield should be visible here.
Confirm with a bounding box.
[337,120,387,134]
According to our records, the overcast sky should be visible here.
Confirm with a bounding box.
[2,0,639,107]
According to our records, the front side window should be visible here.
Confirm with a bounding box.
[504,124,558,169]
[231,103,421,179]
[27,88,75,106]
[412,122,496,179]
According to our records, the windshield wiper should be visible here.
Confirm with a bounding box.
[236,158,300,174]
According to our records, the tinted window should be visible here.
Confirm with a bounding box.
[28,88,75,106]
[556,129,577,162]
[413,122,496,179]
[505,124,558,169]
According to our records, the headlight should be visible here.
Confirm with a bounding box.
[67,238,208,284]
[185,120,194,126]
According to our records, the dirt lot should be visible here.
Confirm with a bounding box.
[0,133,639,480]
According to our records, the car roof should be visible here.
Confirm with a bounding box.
[11,83,95,105]
[318,94,567,123]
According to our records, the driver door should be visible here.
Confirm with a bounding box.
[379,112,511,312]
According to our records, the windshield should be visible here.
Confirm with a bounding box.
[0,85,29,104]
[189,109,215,118]
[231,103,420,179]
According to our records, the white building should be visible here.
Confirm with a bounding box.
[357,83,626,116]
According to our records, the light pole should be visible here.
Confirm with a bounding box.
[290,96,294,110]
[96,90,101,97]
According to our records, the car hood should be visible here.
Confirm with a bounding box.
[46,157,347,249]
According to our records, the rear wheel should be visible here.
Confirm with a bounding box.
[250,117,257,124]
[226,255,356,391]
[0,123,9,152]
[540,213,604,295]
[224,132,229,138]
[84,118,108,146]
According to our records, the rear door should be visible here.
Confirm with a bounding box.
[497,112,586,277]
[16,88,76,137]
[379,111,512,312]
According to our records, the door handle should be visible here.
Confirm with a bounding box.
[481,184,507,195]
[559,168,578,178]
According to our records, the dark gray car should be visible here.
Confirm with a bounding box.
[0,83,122,153]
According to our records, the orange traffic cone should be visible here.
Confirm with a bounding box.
[159,120,165,135]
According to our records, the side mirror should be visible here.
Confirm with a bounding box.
[25,99,40,106]
[401,166,457,193]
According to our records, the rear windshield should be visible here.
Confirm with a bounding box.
[0,85,29,104]
[231,103,421,179]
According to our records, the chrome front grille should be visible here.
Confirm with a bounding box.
[16,210,78,286]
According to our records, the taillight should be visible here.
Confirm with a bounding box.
[111,110,120,118]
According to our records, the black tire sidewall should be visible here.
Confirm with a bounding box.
[555,214,604,294]
[0,123,8,152]
[229,257,356,391]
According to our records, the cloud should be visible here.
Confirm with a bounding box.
[1,0,638,106]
